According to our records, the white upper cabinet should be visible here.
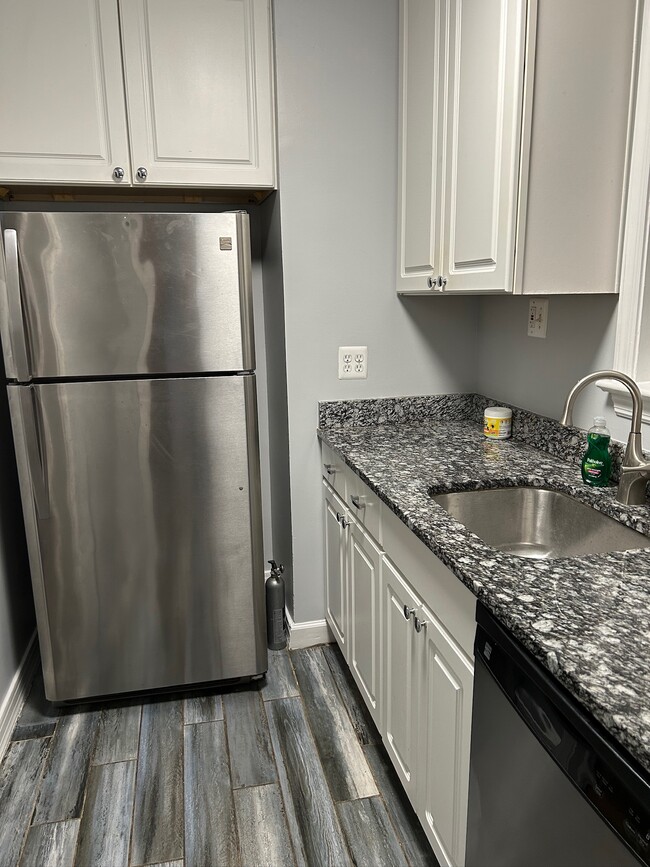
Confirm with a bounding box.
[517,0,639,295]
[442,0,525,294]
[119,0,275,188]
[0,0,131,185]
[397,0,443,286]
[397,0,526,294]
[399,0,641,296]
[0,0,276,189]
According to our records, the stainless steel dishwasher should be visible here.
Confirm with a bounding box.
[466,603,650,867]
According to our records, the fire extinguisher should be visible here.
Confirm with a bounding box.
[265,560,287,650]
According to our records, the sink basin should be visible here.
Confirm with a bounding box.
[431,486,650,559]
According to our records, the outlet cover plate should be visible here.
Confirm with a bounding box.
[528,298,549,338]
[339,346,367,379]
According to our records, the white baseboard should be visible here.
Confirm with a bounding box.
[0,631,39,761]
[286,612,334,649]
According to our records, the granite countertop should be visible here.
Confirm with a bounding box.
[318,396,650,776]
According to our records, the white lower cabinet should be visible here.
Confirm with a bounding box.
[348,521,382,727]
[323,477,382,727]
[323,480,348,651]
[381,557,473,867]
[322,457,476,866]
[417,602,474,867]
[382,555,422,801]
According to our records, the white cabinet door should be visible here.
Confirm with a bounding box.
[382,555,421,800]
[348,521,381,726]
[397,0,525,294]
[119,0,275,188]
[417,602,474,867]
[442,0,525,294]
[323,480,348,653]
[396,0,445,293]
[516,0,638,296]
[0,0,131,185]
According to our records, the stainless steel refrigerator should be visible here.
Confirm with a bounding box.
[0,211,267,702]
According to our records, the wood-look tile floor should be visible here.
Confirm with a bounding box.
[1,645,438,867]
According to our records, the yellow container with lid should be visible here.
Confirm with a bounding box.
[483,406,512,439]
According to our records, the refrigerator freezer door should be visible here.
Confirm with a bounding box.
[8,375,266,701]
[0,212,254,380]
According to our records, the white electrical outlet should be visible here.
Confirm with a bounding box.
[528,298,549,338]
[338,346,368,379]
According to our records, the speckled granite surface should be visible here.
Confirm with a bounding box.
[318,403,650,775]
[318,393,634,479]
[318,393,478,428]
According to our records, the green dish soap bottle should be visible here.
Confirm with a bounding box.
[581,416,612,487]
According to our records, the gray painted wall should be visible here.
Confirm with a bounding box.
[259,192,294,610]
[475,295,633,442]
[273,0,479,622]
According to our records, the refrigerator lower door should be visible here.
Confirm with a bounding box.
[8,375,266,701]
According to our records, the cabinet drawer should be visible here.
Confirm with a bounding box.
[321,441,346,498]
[344,465,382,546]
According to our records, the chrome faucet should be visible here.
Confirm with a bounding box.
[561,370,650,506]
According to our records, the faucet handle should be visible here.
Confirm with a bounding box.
[617,456,650,506]
[621,463,650,474]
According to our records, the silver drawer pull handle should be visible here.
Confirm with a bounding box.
[403,606,415,621]
[414,616,429,633]
[324,463,336,475]
[350,494,364,508]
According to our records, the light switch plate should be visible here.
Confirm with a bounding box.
[528,299,549,338]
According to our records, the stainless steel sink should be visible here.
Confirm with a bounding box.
[431,486,650,559]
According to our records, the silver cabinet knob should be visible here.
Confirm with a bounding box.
[112,167,125,180]
[336,512,350,528]
[403,605,416,621]
[414,615,429,633]
[427,275,448,290]
[136,167,148,181]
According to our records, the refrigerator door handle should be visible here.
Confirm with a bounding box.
[19,387,50,519]
[2,229,32,382]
